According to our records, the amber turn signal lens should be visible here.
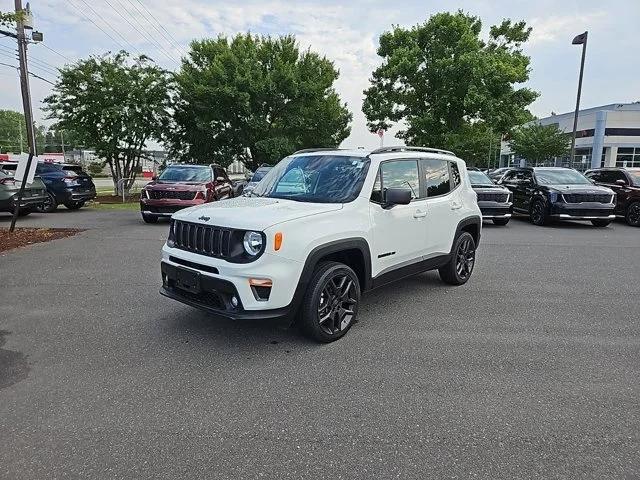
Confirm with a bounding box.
[274,232,283,251]
[249,278,273,287]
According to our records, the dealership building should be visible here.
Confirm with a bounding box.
[501,102,640,171]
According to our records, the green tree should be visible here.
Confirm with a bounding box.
[0,11,21,27]
[509,123,570,165]
[170,34,352,170]
[44,128,87,153]
[363,11,538,164]
[44,51,172,192]
[0,109,46,154]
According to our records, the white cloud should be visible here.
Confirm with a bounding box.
[528,11,607,44]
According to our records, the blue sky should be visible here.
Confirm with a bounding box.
[1,0,638,149]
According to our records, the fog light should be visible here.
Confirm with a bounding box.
[231,296,239,308]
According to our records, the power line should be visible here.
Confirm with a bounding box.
[75,0,143,56]
[66,0,129,52]
[0,60,56,85]
[105,0,179,64]
[40,43,72,62]
[130,0,187,57]
[0,45,59,76]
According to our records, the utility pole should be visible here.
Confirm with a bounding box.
[569,31,588,169]
[18,119,23,153]
[9,0,37,232]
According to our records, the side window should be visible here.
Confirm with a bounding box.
[501,171,517,184]
[370,160,420,202]
[214,167,226,180]
[450,161,461,188]
[522,171,534,184]
[585,171,600,182]
[422,159,450,197]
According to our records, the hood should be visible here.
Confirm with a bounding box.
[172,196,343,230]
[146,181,206,190]
[545,184,614,194]
[472,184,509,193]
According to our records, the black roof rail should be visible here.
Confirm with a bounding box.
[292,147,344,155]
[369,146,455,156]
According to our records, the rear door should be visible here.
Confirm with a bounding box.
[420,158,459,255]
[597,170,629,213]
[368,159,427,277]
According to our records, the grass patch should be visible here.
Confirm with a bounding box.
[87,201,139,210]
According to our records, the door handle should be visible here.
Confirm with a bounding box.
[450,201,462,210]
[413,209,427,218]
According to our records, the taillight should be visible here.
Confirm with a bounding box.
[63,176,79,185]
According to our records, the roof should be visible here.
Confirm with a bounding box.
[533,102,640,123]
[292,145,457,160]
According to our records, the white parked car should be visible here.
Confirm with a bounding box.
[160,146,482,342]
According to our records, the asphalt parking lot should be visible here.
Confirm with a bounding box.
[1,209,639,479]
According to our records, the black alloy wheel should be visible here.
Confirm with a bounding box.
[301,262,360,342]
[37,192,57,213]
[627,202,640,227]
[317,274,358,336]
[439,231,476,285]
[530,199,548,226]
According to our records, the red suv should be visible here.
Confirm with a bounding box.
[140,164,234,223]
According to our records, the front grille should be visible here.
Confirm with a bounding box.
[477,192,509,203]
[562,193,613,204]
[149,190,196,200]
[171,220,232,258]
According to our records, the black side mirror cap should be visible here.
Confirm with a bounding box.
[384,188,412,207]
[616,179,627,186]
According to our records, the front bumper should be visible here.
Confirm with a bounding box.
[478,201,512,219]
[160,245,304,317]
[549,202,615,220]
[58,187,96,203]
[140,198,206,217]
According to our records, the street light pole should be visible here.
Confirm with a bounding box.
[9,0,37,232]
[569,31,588,169]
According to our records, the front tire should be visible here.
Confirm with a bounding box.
[64,201,85,210]
[626,201,640,227]
[142,213,158,224]
[591,219,611,227]
[492,217,510,226]
[530,199,549,226]
[36,192,57,213]
[300,261,360,343]
[438,232,476,286]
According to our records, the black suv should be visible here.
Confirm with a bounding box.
[467,168,512,225]
[499,167,616,227]
[585,167,640,226]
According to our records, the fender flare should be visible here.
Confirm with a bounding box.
[288,238,372,318]
[451,215,482,254]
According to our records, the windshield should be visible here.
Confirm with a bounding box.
[159,166,211,182]
[251,168,271,183]
[468,170,494,185]
[251,155,370,203]
[627,170,640,186]
[535,169,592,186]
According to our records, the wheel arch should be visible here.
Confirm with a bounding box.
[453,215,481,252]
[288,238,372,321]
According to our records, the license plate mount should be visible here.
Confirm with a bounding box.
[175,267,201,294]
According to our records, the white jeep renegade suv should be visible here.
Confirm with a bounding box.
[160,146,481,342]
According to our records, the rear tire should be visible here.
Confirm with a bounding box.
[438,232,476,286]
[142,213,158,224]
[492,217,510,226]
[37,192,57,213]
[591,219,611,227]
[64,201,85,210]
[626,201,640,227]
[300,261,360,343]
[530,199,549,226]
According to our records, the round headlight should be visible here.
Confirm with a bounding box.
[243,231,263,256]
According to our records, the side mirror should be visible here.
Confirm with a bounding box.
[615,179,627,186]
[384,188,412,207]
[216,176,226,182]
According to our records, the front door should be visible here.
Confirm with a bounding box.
[369,159,427,277]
